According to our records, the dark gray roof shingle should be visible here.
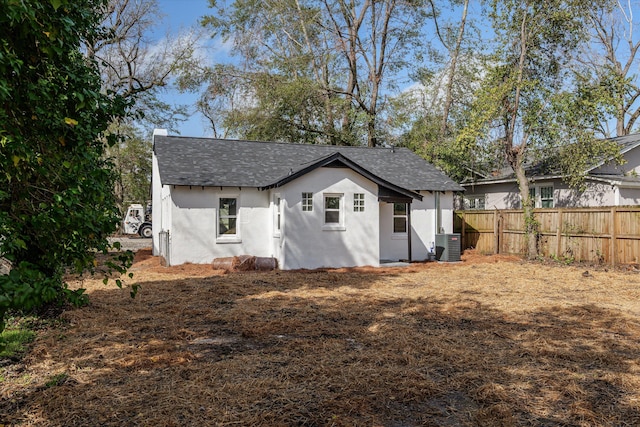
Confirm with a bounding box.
[153,136,463,192]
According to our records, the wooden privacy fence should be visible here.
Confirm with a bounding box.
[454,207,640,266]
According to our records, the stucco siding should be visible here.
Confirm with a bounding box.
[464,180,618,209]
[620,187,640,205]
[167,187,271,265]
[278,167,380,270]
[554,181,616,207]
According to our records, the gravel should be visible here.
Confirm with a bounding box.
[108,237,152,252]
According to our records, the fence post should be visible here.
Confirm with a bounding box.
[556,208,563,258]
[461,211,466,250]
[493,209,499,254]
[610,207,617,267]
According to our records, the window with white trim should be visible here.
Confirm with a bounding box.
[218,198,237,236]
[302,192,313,211]
[527,185,554,208]
[324,194,343,224]
[393,203,407,233]
[274,194,281,233]
[354,193,365,212]
[464,195,485,210]
[540,186,554,208]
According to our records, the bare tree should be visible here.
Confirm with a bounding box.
[200,0,427,146]
[584,1,640,136]
[87,0,202,125]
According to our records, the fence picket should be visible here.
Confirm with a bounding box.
[454,207,640,265]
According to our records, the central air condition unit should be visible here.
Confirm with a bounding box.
[435,233,461,262]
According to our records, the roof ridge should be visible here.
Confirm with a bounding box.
[159,135,404,152]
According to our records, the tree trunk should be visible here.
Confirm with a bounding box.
[513,162,539,259]
[440,0,469,136]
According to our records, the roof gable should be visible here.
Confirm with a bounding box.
[153,135,463,193]
[261,152,423,200]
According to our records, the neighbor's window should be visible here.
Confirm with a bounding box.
[540,186,554,208]
[465,196,485,210]
[302,192,313,211]
[527,186,554,208]
[219,198,237,235]
[324,194,342,224]
[354,193,365,212]
[528,187,536,207]
[393,203,407,233]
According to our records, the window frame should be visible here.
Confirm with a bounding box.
[217,196,241,242]
[322,193,345,231]
[302,192,313,212]
[273,193,282,237]
[540,186,554,208]
[392,202,408,234]
[464,195,486,210]
[353,193,365,212]
[527,185,554,208]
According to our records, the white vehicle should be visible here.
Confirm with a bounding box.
[122,203,152,238]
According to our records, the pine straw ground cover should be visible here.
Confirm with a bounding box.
[3,250,640,426]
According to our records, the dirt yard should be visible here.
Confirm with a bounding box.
[2,250,640,426]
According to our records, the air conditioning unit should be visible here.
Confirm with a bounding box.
[435,233,461,262]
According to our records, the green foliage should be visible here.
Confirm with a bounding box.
[0,321,36,358]
[107,124,153,207]
[0,0,133,333]
[45,372,69,388]
[198,0,429,145]
[458,0,611,258]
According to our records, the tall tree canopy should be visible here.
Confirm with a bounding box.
[87,0,202,209]
[459,0,618,258]
[193,0,429,146]
[578,0,640,136]
[0,0,132,332]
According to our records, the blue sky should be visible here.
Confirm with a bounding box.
[156,0,218,137]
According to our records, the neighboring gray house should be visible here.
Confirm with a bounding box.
[151,130,463,269]
[460,134,640,210]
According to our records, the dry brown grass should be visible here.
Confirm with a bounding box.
[3,249,640,426]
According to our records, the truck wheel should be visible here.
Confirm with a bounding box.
[139,224,152,238]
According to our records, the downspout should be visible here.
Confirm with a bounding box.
[435,191,442,234]
[407,204,412,262]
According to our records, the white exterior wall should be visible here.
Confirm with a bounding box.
[379,202,407,261]
[464,179,619,209]
[151,129,167,256]
[152,151,452,268]
[379,191,455,262]
[276,167,380,270]
[166,186,271,265]
[620,187,640,205]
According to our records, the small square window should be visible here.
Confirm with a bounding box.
[354,193,365,212]
[302,192,313,211]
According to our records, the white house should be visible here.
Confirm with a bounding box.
[460,134,640,210]
[151,130,463,269]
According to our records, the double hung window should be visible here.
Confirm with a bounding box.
[219,198,237,236]
[393,203,407,233]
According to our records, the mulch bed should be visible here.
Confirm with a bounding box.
[2,249,640,426]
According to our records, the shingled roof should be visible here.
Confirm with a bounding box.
[461,133,640,186]
[153,135,463,193]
